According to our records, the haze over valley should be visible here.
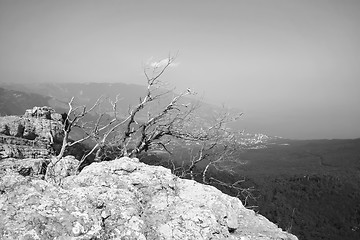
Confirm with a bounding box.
[1,0,360,139]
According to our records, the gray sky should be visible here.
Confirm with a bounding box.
[1,0,359,139]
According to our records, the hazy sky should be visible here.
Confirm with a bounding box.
[1,0,359,139]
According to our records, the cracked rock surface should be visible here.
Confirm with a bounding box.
[0,157,298,240]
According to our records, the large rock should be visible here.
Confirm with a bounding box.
[0,106,63,142]
[0,135,51,159]
[45,155,79,184]
[0,157,49,177]
[0,157,298,240]
[0,106,63,159]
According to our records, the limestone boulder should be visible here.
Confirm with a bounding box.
[0,157,298,240]
[0,157,49,177]
[0,135,52,159]
[45,155,79,184]
[0,106,63,142]
[0,106,63,159]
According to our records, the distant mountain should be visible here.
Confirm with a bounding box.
[0,87,51,116]
[0,82,148,114]
[0,81,216,118]
[0,81,281,147]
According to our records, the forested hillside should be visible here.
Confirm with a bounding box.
[140,139,360,240]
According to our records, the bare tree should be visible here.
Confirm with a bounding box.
[56,97,102,160]
[62,56,200,170]
[50,57,242,181]
[167,109,242,180]
[159,109,258,207]
[45,97,102,181]
[44,55,256,206]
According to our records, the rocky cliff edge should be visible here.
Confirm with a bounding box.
[0,156,298,240]
[0,106,64,159]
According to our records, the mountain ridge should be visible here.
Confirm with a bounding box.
[0,82,281,148]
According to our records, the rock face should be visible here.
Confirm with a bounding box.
[0,157,298,240]
[0,135,52,159]
[45,155,79,184]
[0,106,63,159]
[0,157,48,177]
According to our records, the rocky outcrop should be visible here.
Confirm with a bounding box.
[0,157,49,177]
[0,135,52,159]
[0,106,63,141]
[0,157,298,240]
[45,155,79,184]
[0,106,63,159]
